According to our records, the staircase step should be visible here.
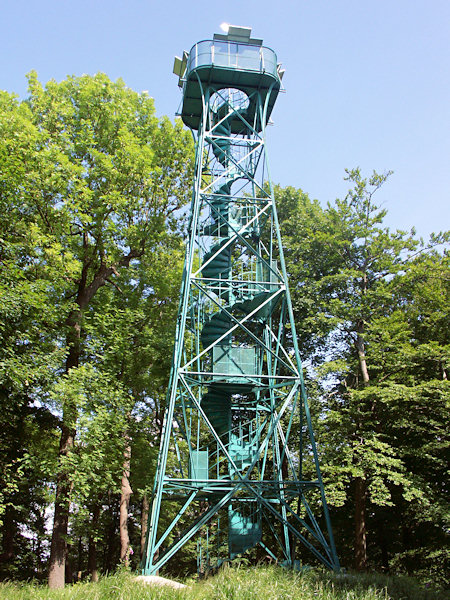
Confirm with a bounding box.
[202,240,231,279]
[201,312,232,348]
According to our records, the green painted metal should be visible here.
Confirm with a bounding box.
[141,26,339,575]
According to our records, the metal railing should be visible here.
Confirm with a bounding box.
[187,40,278,77]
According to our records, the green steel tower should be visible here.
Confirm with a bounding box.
[142,25,339,574]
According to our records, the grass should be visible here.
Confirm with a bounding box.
[0,565,446,600]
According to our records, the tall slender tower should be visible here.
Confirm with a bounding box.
[142,26,339,574]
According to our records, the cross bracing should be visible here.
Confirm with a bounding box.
[142,27,339,576]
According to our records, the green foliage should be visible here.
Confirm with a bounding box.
[51,365,132,501]
[275,171,449,577]
[0,73,193,581]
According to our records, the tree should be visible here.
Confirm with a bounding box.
[80,239,185,571]
[0,90,64,578]
[367,249,449,582]
[0,73,194,587]
[275,171,449,576]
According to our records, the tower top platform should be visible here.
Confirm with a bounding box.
[173,26,284,132]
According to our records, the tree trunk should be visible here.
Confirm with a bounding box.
[104,493,117,573]
[88,502,101,582]
[48,421,76,588]
[355,331,370,385]
[48,306,81,589]
[77,536,83,581]
[140,494,149,560]
[353,318,370,571]
[48,247,140,587]
[356,269,369,384]
[354,476,367,570]
[119,427,132,564]
[0,504,15,564]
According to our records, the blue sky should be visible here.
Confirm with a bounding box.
[2,0,449,238]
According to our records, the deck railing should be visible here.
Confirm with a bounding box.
[186,40,278,78]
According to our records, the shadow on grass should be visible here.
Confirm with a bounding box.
[325,570,446,600]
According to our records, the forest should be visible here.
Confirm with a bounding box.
[0,73,448,591]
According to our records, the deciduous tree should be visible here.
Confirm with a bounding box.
[1,73,193,587]
[275,171,449,576]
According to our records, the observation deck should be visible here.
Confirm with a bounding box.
[174,32,283,132]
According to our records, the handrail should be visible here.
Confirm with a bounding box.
[186,40,278,79]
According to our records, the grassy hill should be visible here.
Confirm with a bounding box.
[0,565,446,600]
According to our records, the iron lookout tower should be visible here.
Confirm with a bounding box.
[142,25,339,574]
